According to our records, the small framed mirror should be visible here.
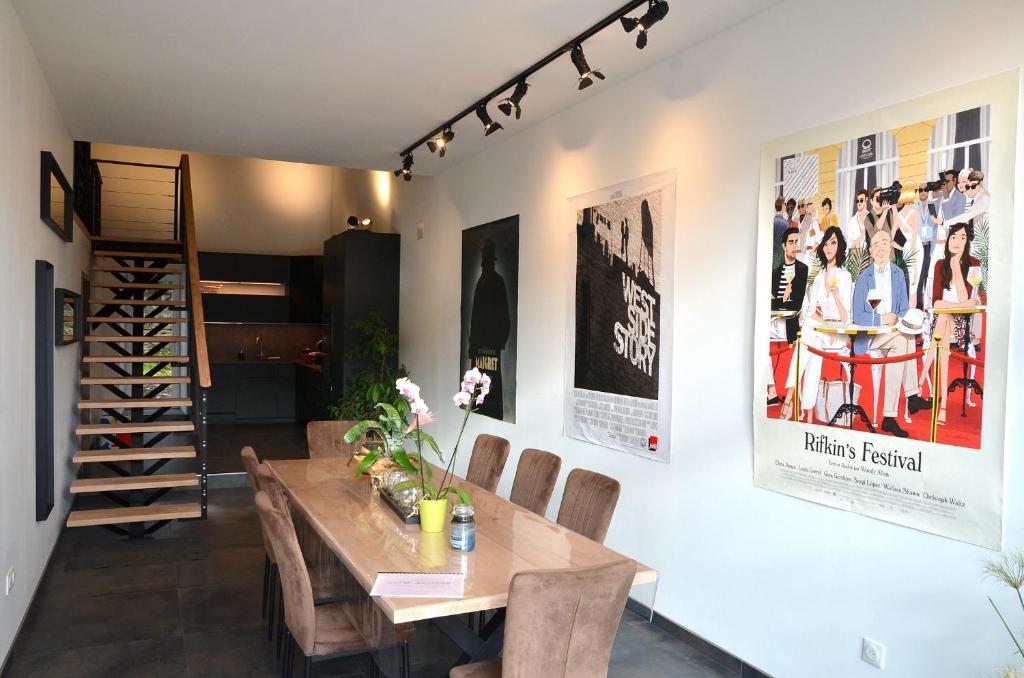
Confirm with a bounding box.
[41,151,74,242]
[55,288,82,345]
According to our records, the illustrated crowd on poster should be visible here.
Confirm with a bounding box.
[766,106,992,449]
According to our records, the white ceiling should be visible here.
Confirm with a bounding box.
[13,0,779,174]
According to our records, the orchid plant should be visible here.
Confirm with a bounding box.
[390,369,492,506]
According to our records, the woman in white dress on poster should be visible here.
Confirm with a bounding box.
[781,226,853,421]
[798,202,823,266]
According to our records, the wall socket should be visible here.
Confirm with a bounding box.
[862,637,886,669]
[4,567,14,596]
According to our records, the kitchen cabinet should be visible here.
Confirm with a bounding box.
[208,362,295,422]
[199,252,323,323]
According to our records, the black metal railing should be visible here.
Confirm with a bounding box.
[88,159,181,241]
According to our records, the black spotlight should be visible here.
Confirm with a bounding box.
[497,80,529,119]
[346,215,372,230]
[475,104,503,136]
[394,154,413,181]
[620,0,669,49]
[426,127,455,158]
[570,44,604,90]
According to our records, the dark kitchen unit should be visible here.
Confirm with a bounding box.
[322,230,401,407]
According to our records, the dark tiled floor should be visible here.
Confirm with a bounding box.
[4,488,739,678]
[207,422,309,474]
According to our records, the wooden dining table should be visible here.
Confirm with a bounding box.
[266,457,657,663]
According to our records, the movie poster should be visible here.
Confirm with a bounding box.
[566,171,675,462]
[460,215,518,422]
[754,71,1019,549]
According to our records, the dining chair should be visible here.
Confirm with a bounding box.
[465,434,510,493]
[508,449,562,516]
[555,469,621,544]
[306,420,363,459]
[241,447,278,632]
[449,559,636,678]
[255,491,414,678]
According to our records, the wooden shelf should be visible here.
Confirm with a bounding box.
[83,355,189,364]
[70,473,198,494]
[82,376,190,385]
[87,316,185,324]
[94,250,182,260]
[67,502,201,528]
[78,398,192,409]
[85,336,187,343]
[76,421,194,435]
[73,446,196,463]
[90,298,185,307]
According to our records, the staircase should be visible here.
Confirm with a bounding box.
[68,155,210,538]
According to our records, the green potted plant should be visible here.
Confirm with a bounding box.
[984,551,1024,675]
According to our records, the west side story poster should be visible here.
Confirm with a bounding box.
[753,71,1019,549]
[566,171,675,462]
[460,215,518,423]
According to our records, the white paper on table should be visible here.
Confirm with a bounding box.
[370,571,465,598]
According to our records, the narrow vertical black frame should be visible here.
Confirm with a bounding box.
[41,150,74,243]
[55,288,83,345]
[36,260,55,521]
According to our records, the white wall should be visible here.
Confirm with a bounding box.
[0,0,92,665]
[389,0,1024,676]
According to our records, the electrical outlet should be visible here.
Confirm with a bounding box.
[862,637,885,669]
[4,567,13,596]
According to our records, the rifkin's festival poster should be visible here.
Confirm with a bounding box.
[566,171,675,462]
[753,71,1019,549]
[460,215,518,423]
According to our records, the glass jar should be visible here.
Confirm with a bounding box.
[449,503,476,552]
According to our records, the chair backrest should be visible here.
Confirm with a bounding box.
[502,559,636,678]
[509,449,562,516]
[254,491,317,654]
[240,446,261,492]
[465,434,510,493]
[556,469,621,544]
[307,420,363,459]
[255,463,291,521]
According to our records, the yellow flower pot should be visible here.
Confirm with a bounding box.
[419,498,449,533]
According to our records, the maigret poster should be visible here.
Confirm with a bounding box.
[754,71,1018,549]
[460,215,518,422]
[566,170,675,462]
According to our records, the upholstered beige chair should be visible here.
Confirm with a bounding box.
[508,449,562,516]
[465,434,510,493]
[449,559,636,678]
[556,469,621,544]
[241,446,278,635]
[306,420,363,459]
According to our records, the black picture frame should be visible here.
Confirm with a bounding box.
[36,261,55,522]
[41,151,74,243]
[56,288,82,346]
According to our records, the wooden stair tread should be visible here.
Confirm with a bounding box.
[74,446,196,463]
[94,250,182,260]
[67,502,201,528]
[90,298,184,307]
[78,398,192,409]
[93,264,183,274]
[88,316,185,323]
[82,376,189,385]
[83,356,189,364]
[85,336,187,342]
[76,421,194,435]
[70,473,198,494]
[92,282,184,290]
[92,236,182,245]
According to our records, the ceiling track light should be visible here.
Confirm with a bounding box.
[394,153,413,181]
[396,1,662,176]
[620,0,669,49]
[570,43,604,90]
[497,80,530,119]
[427,127,455,158]
[475,104,503,136]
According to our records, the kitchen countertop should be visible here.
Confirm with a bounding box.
[213,358,322,372]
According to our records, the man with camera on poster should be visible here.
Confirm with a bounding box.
[915,177,943,308]
[851,229,932,437]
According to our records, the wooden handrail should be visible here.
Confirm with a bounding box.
[180,154,211,388]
